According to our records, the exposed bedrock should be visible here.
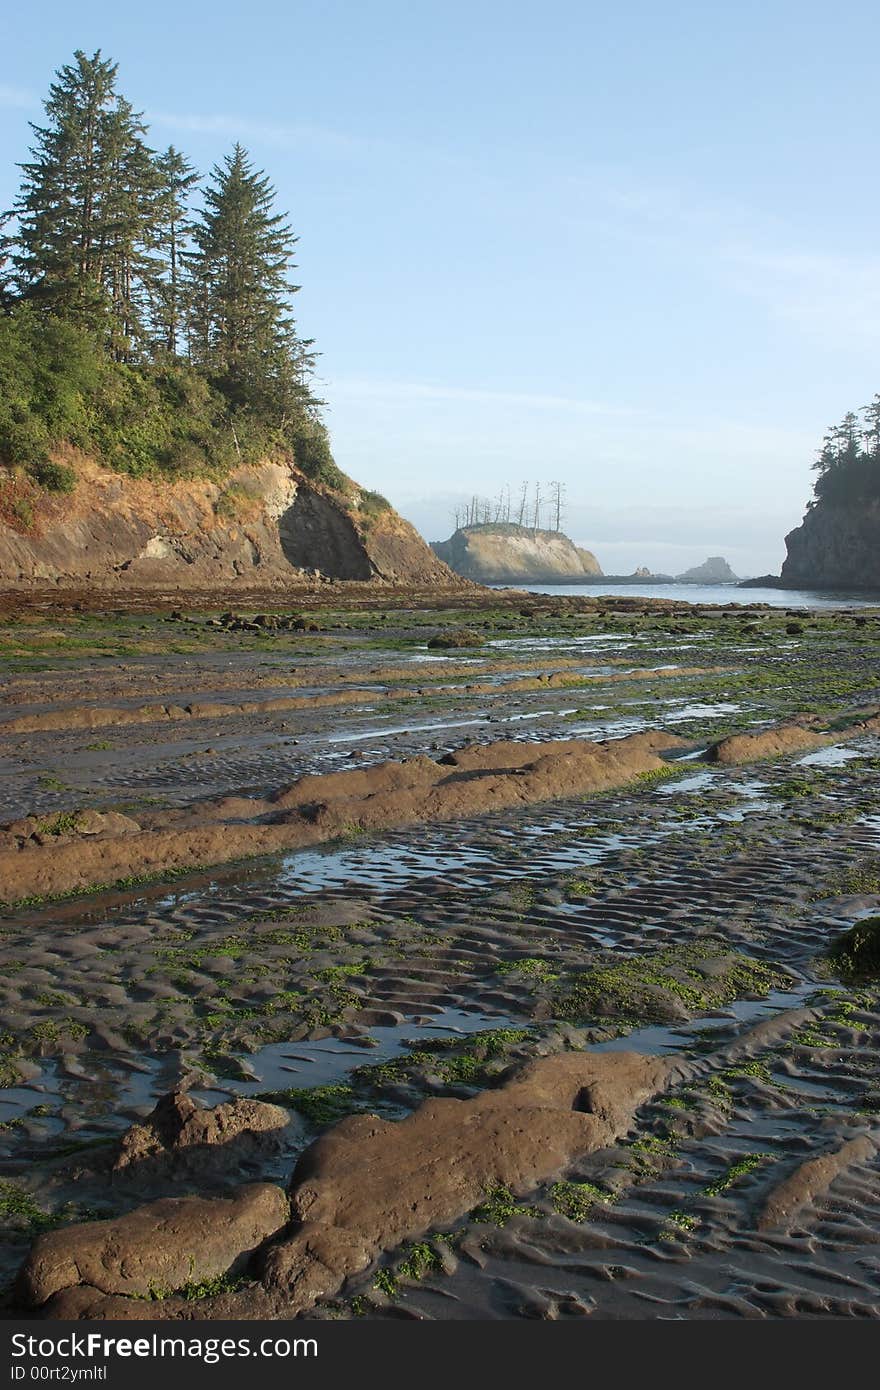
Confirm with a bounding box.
[113,1089,293,1185]
[262,1050,677,1314]
[780,500,880,589]
[705,722,830,764]
[0,454,459,591]
[19,1050,677,1318]
[18,1183,290,1308]
[756,1132,878,1232]
[431,523,602,583]
[0,731,685,903]
[278,488,371,580]
[705,709,880,765]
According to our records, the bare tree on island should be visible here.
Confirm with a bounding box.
[450,480,568,534]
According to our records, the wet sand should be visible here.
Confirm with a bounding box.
[1,594,879,1318]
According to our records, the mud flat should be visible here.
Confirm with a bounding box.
[1,597,880,1320]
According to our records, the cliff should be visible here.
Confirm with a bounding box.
[431,523,602,583]
[0,452,460,593]
[780,500,880,589]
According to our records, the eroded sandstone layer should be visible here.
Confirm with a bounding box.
[0,732,684,903]
[0,454,459,591]
[431,523,602,583]
[19,1050,675,1318]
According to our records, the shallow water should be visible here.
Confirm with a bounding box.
[591,982,816,1055]
[490,581,880,609]
[796,744,865,768]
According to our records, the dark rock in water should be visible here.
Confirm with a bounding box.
[780,498,880,589]
[737,574,782,588]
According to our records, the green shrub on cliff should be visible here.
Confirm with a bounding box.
[0,307,339,489]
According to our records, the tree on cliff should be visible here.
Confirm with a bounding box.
[811,399,880,504]
[187,145,305,416]
[1,50,341,491]
[10,51,160,356]
[151,146,199,356]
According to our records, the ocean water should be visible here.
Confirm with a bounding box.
[488,581,880,610]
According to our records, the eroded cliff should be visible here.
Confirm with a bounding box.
[0,453,459,592]
[780,501,880,589]
[431,523,602,583]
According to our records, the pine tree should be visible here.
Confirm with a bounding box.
[11,50,120,327]
[151,146,199,355]
[10,50,159,356]
[188,144,302,412]
[861,394,880,462]
[99,97,161,360]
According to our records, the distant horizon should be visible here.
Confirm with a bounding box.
[404,502,789,580]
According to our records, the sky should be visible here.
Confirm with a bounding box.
[3,0,879,577]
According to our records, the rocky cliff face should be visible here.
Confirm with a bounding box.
[780,501,880,589]
[431,523,602,583]
[0,452,459,592]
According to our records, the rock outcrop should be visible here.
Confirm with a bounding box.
[780,500,880,589]
[113,1090,292,1183]
[18,1184,290,1307]
[756,1133,877,1232]
[260,1049,674,1315]
[431,523,602,583]
[0,453,459,592]
[705,722,829,764]
[676,556,738,583]
[0,731,685,905]
[18,1049,676,1318]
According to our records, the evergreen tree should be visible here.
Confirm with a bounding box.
[151,146,199,355]
[861,394,880,462]
[188,144,303,411]
[2,50,341,491]
[10,50,160,357]
[99,97,161,359]
[11,51,119,327]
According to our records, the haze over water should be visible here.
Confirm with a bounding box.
[490,582,880,609]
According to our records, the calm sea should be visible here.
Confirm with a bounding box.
[487,582,880,610]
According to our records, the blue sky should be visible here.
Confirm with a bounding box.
[3,1,879,575]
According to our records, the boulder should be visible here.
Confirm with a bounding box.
[113,1089,292,1180]
[18,1183,290,1307]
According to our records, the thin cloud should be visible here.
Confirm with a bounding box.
[723,245,880,343]
[567,166,880,343]
[328,376,635,416]
[148,109,375,157]
[0,83,37,110]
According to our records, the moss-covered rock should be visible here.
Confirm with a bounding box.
[827,917,880,979]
